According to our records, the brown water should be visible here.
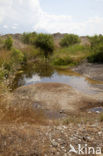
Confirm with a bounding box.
[12,62,103,95]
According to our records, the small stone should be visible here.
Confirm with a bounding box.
[98,131,102,136]
[51,140,58,147]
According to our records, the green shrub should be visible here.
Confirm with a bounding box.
[60,34,80,47]
[11,48,24,64]
[22,32,37,44]
[0,48,25,81]
[35,33,54,58]
[88,35,103,50]
[87,35,103,63]
[4,36,13,50]
[88,44,103,63]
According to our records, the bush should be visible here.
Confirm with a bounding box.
[22,32,37,44]
[35,33,54,58]
[88,35,103,50]
[60,34,80,47]
[88,44,103,63]
[4,36,13,50]
[11,48,24,64]
[0,48,25,81]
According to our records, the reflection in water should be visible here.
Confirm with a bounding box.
[33,62,54,77]
[12,62,103,94]
[89,107,103,113]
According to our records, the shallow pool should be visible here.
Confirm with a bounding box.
[12,62,103,95]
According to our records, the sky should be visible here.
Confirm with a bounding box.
[0,0,103,35]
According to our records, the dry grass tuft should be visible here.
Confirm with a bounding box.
[0,50,11,67]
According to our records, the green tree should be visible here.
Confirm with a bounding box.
[35,33,54,58]
[4,36,13,50]
[60,34,80,47]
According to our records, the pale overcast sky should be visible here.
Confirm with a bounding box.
[0,0,103,35]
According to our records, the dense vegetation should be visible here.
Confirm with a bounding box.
[87,35,103,63]
[0,32,103,93]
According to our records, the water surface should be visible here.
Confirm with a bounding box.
[12,62,103,95]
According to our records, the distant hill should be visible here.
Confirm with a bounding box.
[0,33,91,49]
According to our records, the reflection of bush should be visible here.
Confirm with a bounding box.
[21,61,54,79]
[34,62,54,77]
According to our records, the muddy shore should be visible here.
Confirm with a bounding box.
[74,62,103,81]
